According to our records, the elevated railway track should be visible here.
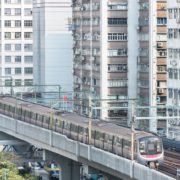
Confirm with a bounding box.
[159,150,180,179]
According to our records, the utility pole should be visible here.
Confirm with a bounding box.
[88,95,92,144]
[131,100,136,161]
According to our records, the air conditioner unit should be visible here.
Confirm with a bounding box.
[170,60,177,66]
[158,88,164,94]
[157,42,163,48]
[176,18,180,23]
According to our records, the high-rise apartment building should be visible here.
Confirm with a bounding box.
[33,0,73,93]
[72,0,168,132]
[156,1,167,126]
[166,0,180,140]
[0,0,33,91]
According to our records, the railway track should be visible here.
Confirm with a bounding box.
[159,150,180,179]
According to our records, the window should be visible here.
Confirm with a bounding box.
[168,28,180,39]
[174,69,178,79]
[24,20,32,27]
[4,8,11,15]
[24,79,33,86]
[174,89,178,99]
[5,56,11,63]
[24,67,33,74]
[5,44,11,51]
[24,44,32,51]
[108,33,127,41]
[15,68,21,74]
[15,56,21,62]
[15,79,21,86]
[168,9,173,19]
[157,18,167,25]
[4,32,11,39]
[157,66,166,72]
[15,8,21,15]
[24,32,32,39]
[108,2,128,10]
[108,18,127,25]
[157,49,167,57]
[5,79,12,87]
[108,64,127,72]
[4,20,11,27]
[24,8,32,16]
[15,44,21,51]
[168,69,173,79]
[108,80,127,87]
[108,49,127,56]
[24,56,33,63]
[4,0,11,3]
[139,2,149,10]
[5,68,11,75]
[15,32,21,39]
[15,20,21,27]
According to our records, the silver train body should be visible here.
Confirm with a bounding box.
[0,96,164,168]
[135,135,164,167]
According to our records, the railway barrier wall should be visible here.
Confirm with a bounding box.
[0,113,175,180]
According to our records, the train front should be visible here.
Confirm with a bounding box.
[137,136,164,168]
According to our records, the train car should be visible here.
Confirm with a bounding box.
[162,137,180,152]
[136,134,164,168]
[0,96,164,168]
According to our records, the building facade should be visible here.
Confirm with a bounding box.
[156,0,167,129]
[0,0,33,92]
[33,0,73,94]
[167,0,180,140]
[72,0,169,132]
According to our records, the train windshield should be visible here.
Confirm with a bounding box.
[139,137,162,155]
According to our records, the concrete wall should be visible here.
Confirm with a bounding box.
[0,114,175,180]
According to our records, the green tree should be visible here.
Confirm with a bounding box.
[0,152,37,180]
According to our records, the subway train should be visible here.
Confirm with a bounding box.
[162,137,180,152]
[0,96,164,168]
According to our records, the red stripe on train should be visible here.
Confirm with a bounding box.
[142,154,161,158]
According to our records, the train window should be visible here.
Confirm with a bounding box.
[96,131,104,140]
[78,127,84,134]
[71,124,78,132]
[139,137,163,155]
[157,142,162,153]
[139,141,145,154]
[64,122,70,130]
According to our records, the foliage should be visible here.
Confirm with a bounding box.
[0,152,17,162]
[0,161,24,180]
[0,152,36,180]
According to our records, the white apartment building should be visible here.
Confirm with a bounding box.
[167,0,180,140]
[0,0,33,93]
[33,0,73,93]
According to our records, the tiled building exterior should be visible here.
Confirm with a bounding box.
[0,0,33,89]
[72,0,168,132]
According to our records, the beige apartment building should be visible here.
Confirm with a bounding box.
[72,0,168,133]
